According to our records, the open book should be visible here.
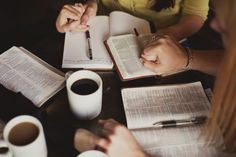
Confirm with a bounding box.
[105,34,187,81]
[121,82,233,157]
[62,11,151,70]
[0,46,65,107]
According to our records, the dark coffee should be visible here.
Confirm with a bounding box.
[71,79,99,95]
[8,122,39,146]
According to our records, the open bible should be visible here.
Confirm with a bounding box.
[121,82,232,157]
[0,46,65,107]
[105,33,187,81]
[62,11,151,70]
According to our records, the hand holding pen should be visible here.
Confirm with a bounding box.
[56,1,97,33]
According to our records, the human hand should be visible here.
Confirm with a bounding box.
[141,34,188,75]
[56,0,97,33]
[96,119,148,157]
[80,0,98,25]
[74,128,100,152]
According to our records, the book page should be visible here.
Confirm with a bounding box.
[121,82,210,129]
[132,125,233,157]
[62,16,113,69]
[109,11,151,36]
[0,46,65,107]
[121,82,234,157]
[106,34,156,80]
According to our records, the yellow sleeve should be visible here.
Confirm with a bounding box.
[181,0,209,21]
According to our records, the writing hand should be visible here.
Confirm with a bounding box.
[141,35,188,75]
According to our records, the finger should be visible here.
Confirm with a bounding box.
[60,8,81,21]
[99,119,116,126]
[142,60,162,74]
[63,5,82,19]
[74,129,100,152]
[143,44,160,56]
[81,14,90,25]
[141,54,156,61]
[96,138,110,150]
[80,6,97,25]
[61,21,88,32]
[100,127,113,137]
[73,3,85,14]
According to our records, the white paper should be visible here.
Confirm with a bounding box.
[109,11,151,36]
[62,11,151,70]
[62,16,114,69]
[0,46,65,107]
[121,82,234,157]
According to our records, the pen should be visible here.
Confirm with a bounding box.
[85,31,93,60]
[152,116,207,128]
[134,28,139,36]
[129,116,207,131]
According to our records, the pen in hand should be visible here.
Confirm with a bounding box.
[152,116,207,128]
[85,31,93,60]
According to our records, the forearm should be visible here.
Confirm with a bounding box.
[191,50,224,75]
[157,15,204,41]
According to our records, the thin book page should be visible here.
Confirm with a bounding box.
[121,82,210,129]
[132,125,221,157]
[0,46,65,107]
[62,16,113,69]
[109,11,151,36]
[121,82,235,157]
[106,34,156,80]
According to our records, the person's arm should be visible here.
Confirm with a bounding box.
[141,35,223,76]
[55,0,98,33]
[157,15,204,41]
[191,49,223,75]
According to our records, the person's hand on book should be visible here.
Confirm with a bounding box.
[141,34,188,75]
[56,0,97,33]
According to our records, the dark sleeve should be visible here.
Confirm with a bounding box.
[0,84,38,121]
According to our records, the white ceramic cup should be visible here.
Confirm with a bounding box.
[77,150,108,157]
[0,115,47,157]
[66,70,103,120]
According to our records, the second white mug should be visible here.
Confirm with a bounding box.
[0,115,47,157]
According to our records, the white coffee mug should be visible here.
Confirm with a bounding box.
[66,70,103,120]
[77,150,108,157]
[0,115,47,157]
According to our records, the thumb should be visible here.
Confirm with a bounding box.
[81,13,90,25]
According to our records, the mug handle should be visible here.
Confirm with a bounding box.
[65,71,74,81]
[0,140,12,157]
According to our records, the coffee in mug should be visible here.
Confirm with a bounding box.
[8,122,39,146]
[71,79,98,95]
[0,115,47,157]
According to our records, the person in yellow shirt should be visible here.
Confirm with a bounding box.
[56,0,209,40]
